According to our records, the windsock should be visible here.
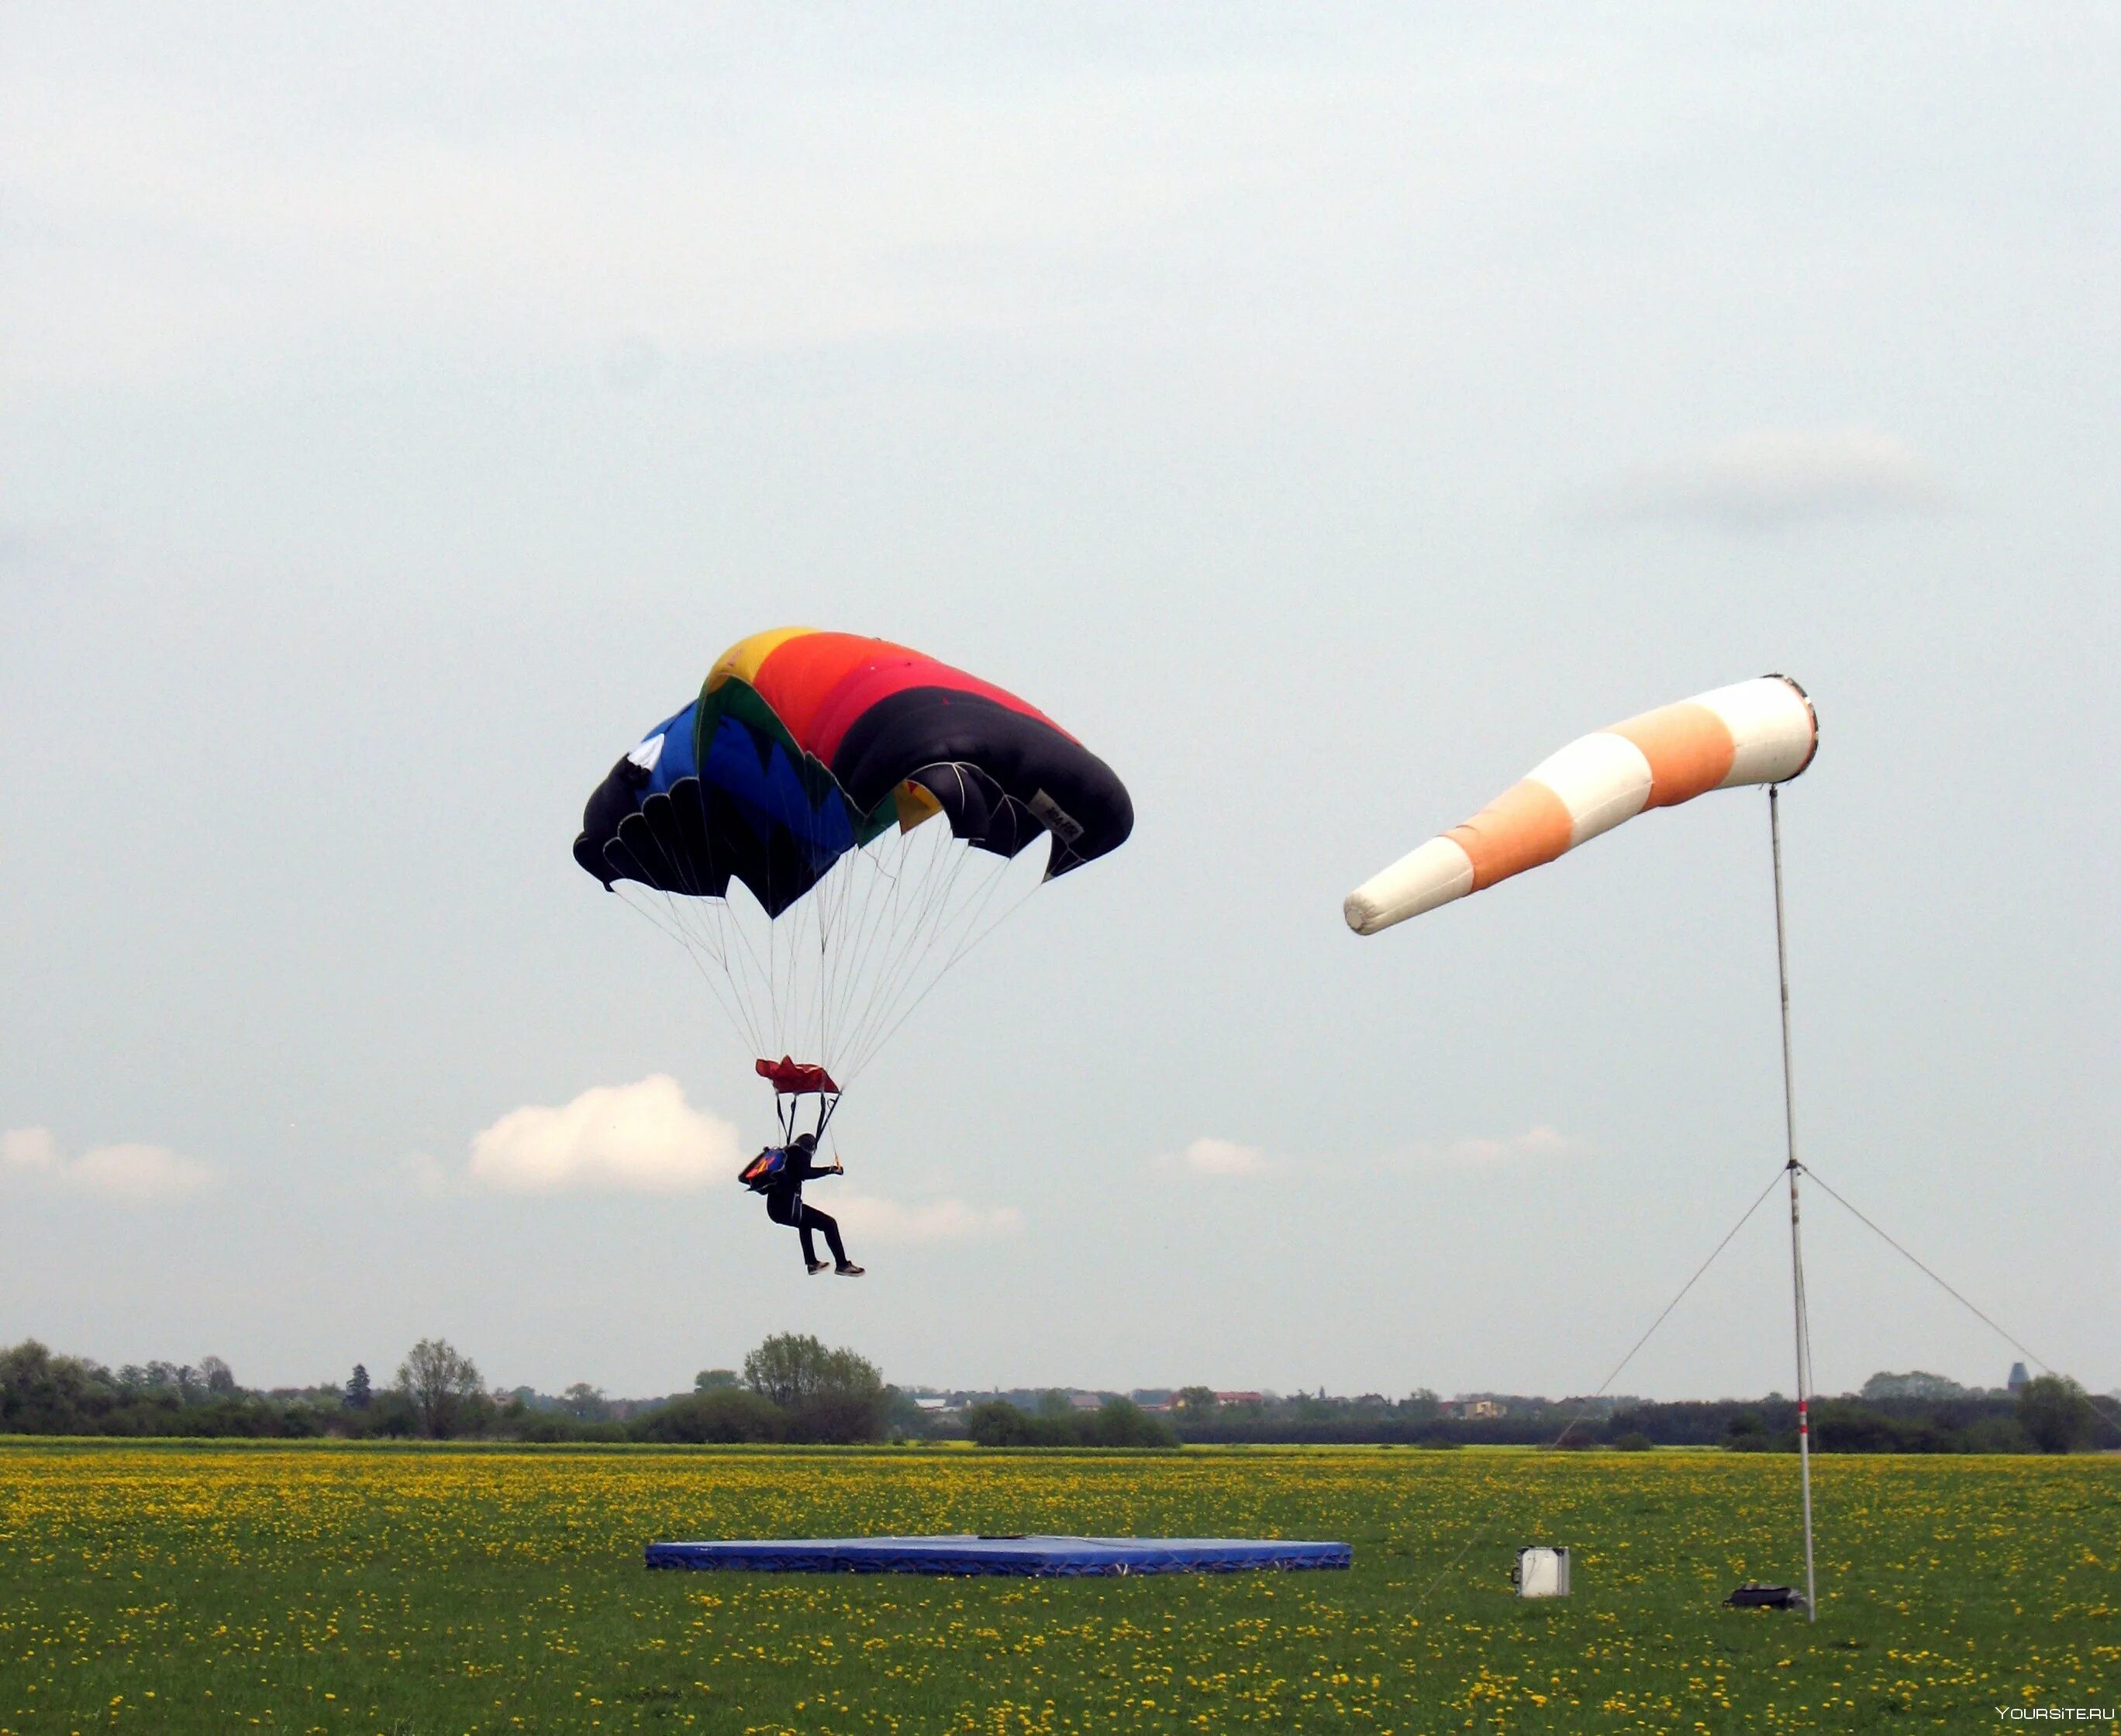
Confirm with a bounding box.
[1344,675,1817,935]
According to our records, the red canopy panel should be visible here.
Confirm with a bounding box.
[757,1056,840,1096]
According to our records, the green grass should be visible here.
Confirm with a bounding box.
[0,1441,2113,1731]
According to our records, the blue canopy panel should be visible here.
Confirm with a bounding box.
[644,1534,1351,1577]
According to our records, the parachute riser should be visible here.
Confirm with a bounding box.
[1768,784,1819,1624]
[772,1088,841,1145]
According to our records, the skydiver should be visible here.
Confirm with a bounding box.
[763,1134,864,1276]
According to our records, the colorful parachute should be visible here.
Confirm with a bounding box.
[576,628,1133,1098]
[1343,675,1816,934]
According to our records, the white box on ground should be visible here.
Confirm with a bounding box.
[1514,1546,1570,1598]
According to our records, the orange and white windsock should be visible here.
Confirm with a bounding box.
[1344,675,1818,935]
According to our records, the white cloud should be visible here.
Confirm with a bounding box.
[2,1127,61,1172]
[2,1126,214,1203]
[1395,1125,1583,1166]
[1602,428,1947,529]
[1161,1137,1271,1177]
[468,1075,742,1194]
[831,1194,1024,1244]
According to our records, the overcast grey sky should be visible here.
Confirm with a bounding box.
[4,5,2115,1401]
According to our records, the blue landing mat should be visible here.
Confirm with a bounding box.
[645,1534,1352,1576]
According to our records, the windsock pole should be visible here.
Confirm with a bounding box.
[1769,785,1819,1621]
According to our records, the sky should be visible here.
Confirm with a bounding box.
[3,5,2115,1402]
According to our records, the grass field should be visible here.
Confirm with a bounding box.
[0,1442,2113,1732]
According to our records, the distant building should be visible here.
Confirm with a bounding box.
[1216,1391,1264,1406]
[2008,1362,2030,1393]
[1069,1393,1102,1412]
[1446,1398,1504,1419]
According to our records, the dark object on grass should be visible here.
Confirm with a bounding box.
[1726,1582,1809,1611]
[645,1534,1351,1576]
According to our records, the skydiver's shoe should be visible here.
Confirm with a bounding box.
[806,1259,830,1275]
[834,1263,865,1277]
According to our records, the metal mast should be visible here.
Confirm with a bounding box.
[1769,784,1818,1621]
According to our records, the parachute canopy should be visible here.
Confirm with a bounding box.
[576,628,1133,1089]
[576,627,1131,915]
[1344,675,1816,935]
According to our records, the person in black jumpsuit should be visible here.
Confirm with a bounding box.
[764,1134,863,1275]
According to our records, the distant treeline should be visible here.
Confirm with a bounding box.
[0,1335,905,1446]
[1155,1378,2111,1455]
[4,1340,2109,1453]
[962,1396,1176,1448]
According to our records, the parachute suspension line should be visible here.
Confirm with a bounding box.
[823,820,951,1075]
[678,888,765,1061]
[851,840,1030,1079]
[833,808,1024,1083]
[609,785,1064,1098]
[821,823,913,1068]
[1769,783,1819,1624]
[611,886,759,1058]
[615,795,771,1061]
[802,826,898,1073]
[809,860,841,1064]
[770,868,815,1060]
[839,823,984,1071]
[840,859,1042,1088]
[614,820,766,1059]
[710,878,782,1058]
[831,805,1045,1086]
[674,898,764,1061]
[805,841,840,1071]
[837,843,980,1082]
[829,827,917,1067]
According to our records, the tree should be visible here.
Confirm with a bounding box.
[2018,1374,2096,1455]
[1172,1386,1220,1417]
[1861,1370,1970,1403]
[636,1387,785,1444]
[742,1333,874,1410]
[1,1340,102,1433]
[200,1356,237,1395]
[742,1333,885,1442]
[344,1364,371,1410]
[1723,1409,1773,1451]
[694,1368,740,1392]
[743,1334,829,1408]
[561,1382,611,1423]
[964,1398,1036,1446]
[396,1339,485,1439]
[1084,1396,1178,1448]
